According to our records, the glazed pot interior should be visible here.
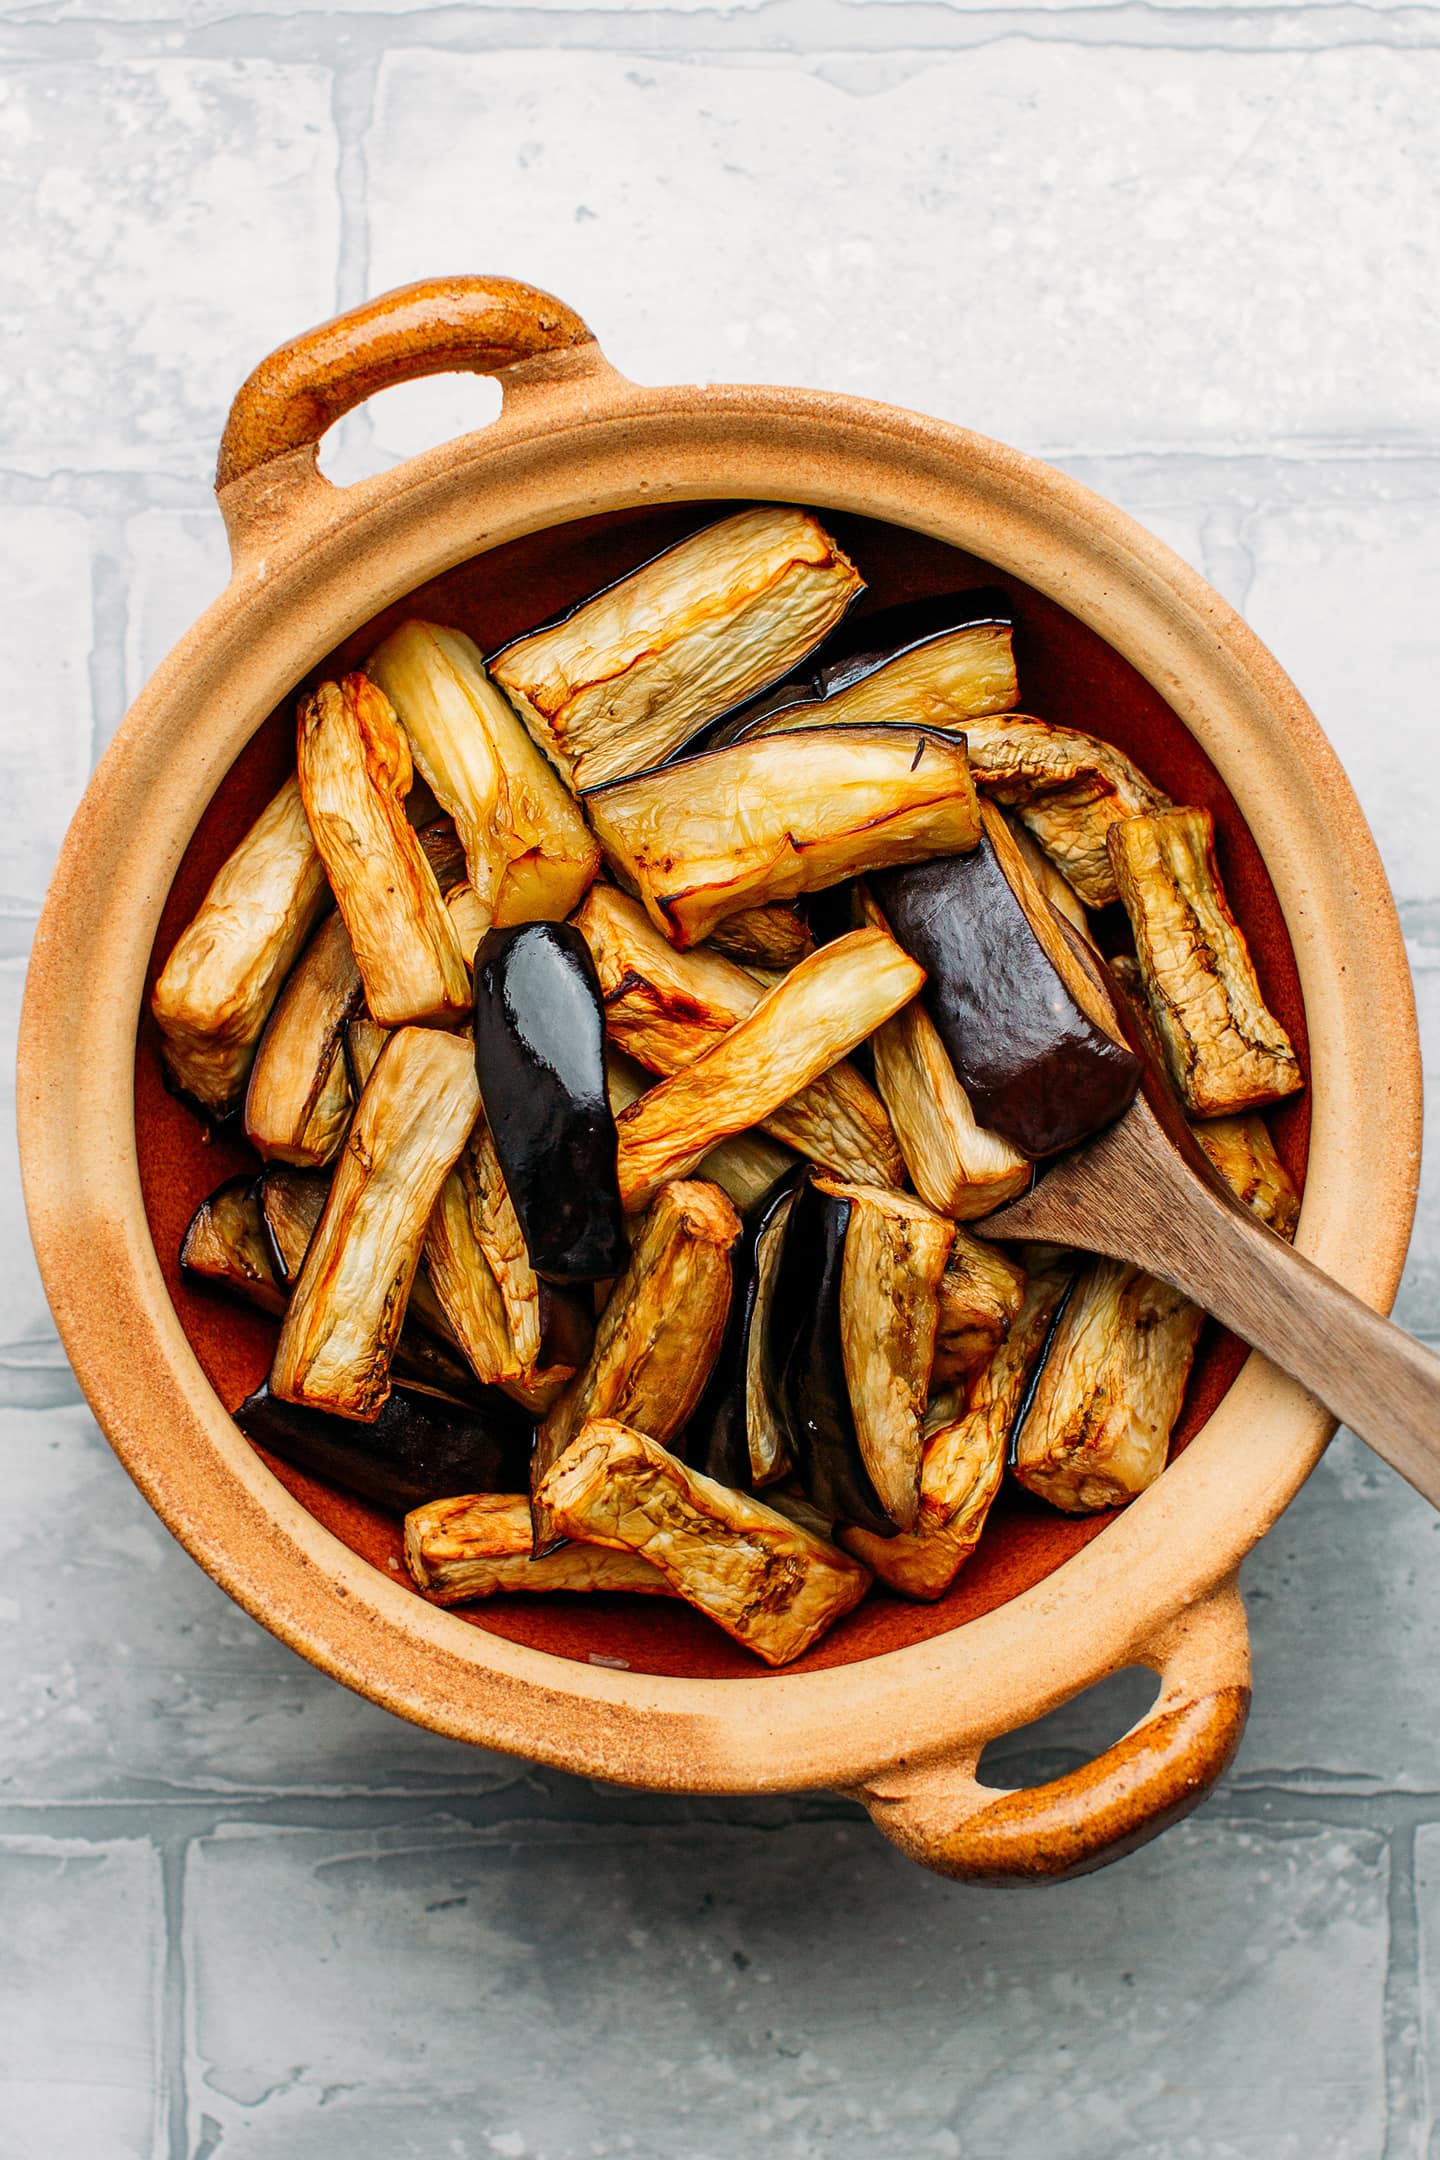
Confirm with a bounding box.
[136,501,1310,1682]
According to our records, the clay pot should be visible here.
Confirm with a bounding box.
[18,277,1420,1883]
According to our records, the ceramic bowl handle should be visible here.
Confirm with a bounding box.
[215,273,600,494]
[849,1574,1251,1885]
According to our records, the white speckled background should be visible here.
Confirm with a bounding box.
[4,4,1438,2154]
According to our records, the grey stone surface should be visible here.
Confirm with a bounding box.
[3,1,1439,2154]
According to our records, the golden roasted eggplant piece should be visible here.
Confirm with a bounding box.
[297,673,470,1028]
[180,1176,288,1317]
[404,1493,671,1604]
[687,1166,805,1492]
[151,774,330,1117]
[873,805,1139,1159]
[1013,1258,1203,1514]
[1004,815,1091,936]
[491,507,863,790]
[236,1383,533,1514]
[534,1420,871,1666]
[271,1028,480,1420]
[959,715,1167,909]
[611,928,923,1213]
[1108,805,1303,1118]
[605,1053,797,1215]
[585,725,981,948]
[705,902,813,970]
[932,1228,1028,1388]
[843,1254,1075,1598]
[424,1153,528,1390]
[531,1179,741,1544]
[1192,1114,1300,1237]
[579,884,902,1186]
[369,620,599,927]
[856,885,1029,1218]
[243,910,362,1167]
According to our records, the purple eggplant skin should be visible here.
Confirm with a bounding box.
[870,844,1140,1159]
[766,1173,898,1539]
[234,1381,534,1514]
[472,921,629,1285]
[537,1281,596,1373]
[686,1165,806,1491]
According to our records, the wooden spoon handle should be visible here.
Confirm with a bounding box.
[1142,1181,1440,1507]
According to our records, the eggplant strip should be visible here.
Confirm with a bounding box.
[404,1493,670,1604]
[236,1383,533,1514]
[271,1028,480,1420]
[151,774,330,1116]
[1192,1114,1300,1237]
[180,1177,287,1317]
[842,1254,1074,1598]
[531,1179,740,1544]
[1108,805,1303,1118]
[732,610,1019,744]
[492,508,863,790]
[606,1053,797,1214]
[705,902,813,970]
[578,884,903,1186]
[369,620,599,928]
[856,884,1029,1217]
[297,673,470,1028]
[243,909,362,1167]
[932,1227,1028,1388]
[534,1420,871,1666]
[611,928,924,1213]
[687,1168,803,1493]
[961,716,1167,909]
[585,724,981,948]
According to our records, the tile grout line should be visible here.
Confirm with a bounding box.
[157,1833,191,2160]
[1381,1823,1432,2160]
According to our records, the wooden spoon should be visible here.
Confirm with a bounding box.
[982,943,1440,1510]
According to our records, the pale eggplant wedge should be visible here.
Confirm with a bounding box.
[369,620,599,927]
[533,1420,871,1667]
[842,1253,1075,1598]
[932,1227,1028,1389]
[1108,805,1303,1118]
[872,805,1139,1159]
[606,1052,797,1215]
[816,1177,956,1533]
[1191,1113,1300,1237]
[706,902,813,970]
[530,1179,741,1547]
[404,1493,671,1605]
[959,715,1167,909]
[578,885,903,1186]
[151,774,330,1117]
[687,1167,805,1493]
[297,673,470,1028]
[444,882,488,966]
[612,928,923,1214]
[424,1155,529,1389]
[234,1381,532,1514]
[490,507,863,790]
[271,1028,480,1421]
[471,921,628,1285]
[243,910,363,1167]
[856,884,1028,1218]
[344,1014,389,1094]
[584,724,981,948]
[706,590,1019,748]
[1004,815,1090,936]
[180,1177,288,1317]
[1012,1258,1204,1514]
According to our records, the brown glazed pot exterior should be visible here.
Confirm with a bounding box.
[17,279,1421,1883]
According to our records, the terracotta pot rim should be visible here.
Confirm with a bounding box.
[18,341,1421,1800]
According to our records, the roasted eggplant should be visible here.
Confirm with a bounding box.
[578,884,903,1186]
[1192,1113,1300,1237]
[533,1419,871,1666]
[234,1380,532,1513]
[686,1167,805,1492]
[871,804,1140,1158]
[404,1493,670,1604]
[585,724,981,948]
[243,909,362,1167]
[471,920,627,1285]
[611,927,923,1213]
[491,507,863,790]
[368,620,599,926]
[856,884,1029,1217]
[271,1027,480,1420]
[1108,805,1303,1118]
[179,1176,287,1317]
[956,715,1167,909]
[297,673,470,1027]
[151,774,330,1116]
[705,902,813,970]
[842,1252,1075,1597]
[531,1178,741,1545]
[606,1052,797,1215]
[932,1228,1028,1388]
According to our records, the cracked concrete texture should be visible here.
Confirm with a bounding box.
[2,0,1438,2154]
